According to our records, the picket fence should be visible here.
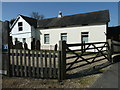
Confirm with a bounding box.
[9,49,59,79]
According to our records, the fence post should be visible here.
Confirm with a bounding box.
[2,21,11,76]
[107,39,113,62]
[58,40,66,81]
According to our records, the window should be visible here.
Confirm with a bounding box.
[44,34,49,44]
[81,32,89,43]
[61,33,67,41]
[18,22,22,26]
[23,38,26,43]
[18,22,23,31]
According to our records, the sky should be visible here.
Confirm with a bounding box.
[118,2,120,25]
[2,2,118,27]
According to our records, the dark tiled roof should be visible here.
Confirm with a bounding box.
[108,26,120,34]
[37,10,110,28]
[20,15,37,28]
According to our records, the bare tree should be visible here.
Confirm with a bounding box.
[30,12,44,20]
[10,18,16,25]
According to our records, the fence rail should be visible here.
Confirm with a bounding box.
[10,49,58,79]
[66,41,110,71]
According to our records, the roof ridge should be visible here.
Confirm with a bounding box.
[20,14,37,20]
[37,9,109,28]
[63,10,109,17]
[38,9,109,21]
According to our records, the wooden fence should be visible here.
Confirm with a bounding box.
[7,40,114,81]
[9,49,59,79]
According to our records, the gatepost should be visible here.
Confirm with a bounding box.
[58,40,66,81]
[107,39,113,62]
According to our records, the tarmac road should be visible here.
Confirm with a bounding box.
[91,55,120,88]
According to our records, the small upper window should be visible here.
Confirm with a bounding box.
[18,22,23,31]
[18,22,22,26]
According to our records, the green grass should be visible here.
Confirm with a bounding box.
[98,69,106,73]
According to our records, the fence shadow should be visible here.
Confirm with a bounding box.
[67,54,120,79]
[66,61,112,79]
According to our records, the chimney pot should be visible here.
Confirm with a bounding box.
[58,11,62,18]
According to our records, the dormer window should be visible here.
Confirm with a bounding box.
[18,22,23,31]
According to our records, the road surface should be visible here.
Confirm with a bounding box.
[91,55,120,88]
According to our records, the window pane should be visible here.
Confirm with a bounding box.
[18,22,22,26]
[82,36,88,42]
[19,27,23,31]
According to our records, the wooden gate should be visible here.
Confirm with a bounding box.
[66,41,110,71]
[58,40,112,80]
[9,49,59,79]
